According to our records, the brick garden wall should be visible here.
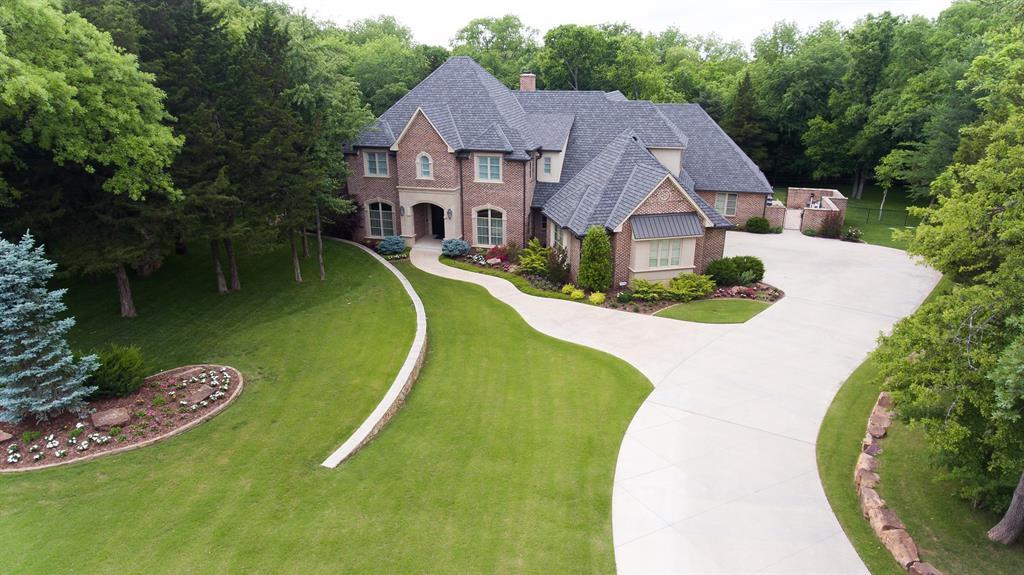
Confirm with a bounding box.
[765,204,786,228]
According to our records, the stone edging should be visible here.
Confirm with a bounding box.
[320,239,427,468]
[0,365,244,474]
[854,392,943,575]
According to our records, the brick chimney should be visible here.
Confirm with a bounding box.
[519,73,536,92]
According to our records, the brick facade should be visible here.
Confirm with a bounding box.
[461,154,529,247]
[765,203,786,228]
[696,190,767,227]
[395,111,458,190]
[346,152,399,242]
[786,188,848,234]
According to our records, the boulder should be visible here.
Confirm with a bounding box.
[187,385,215,404]
[867,507,904,534]
[486,257,502,266]
[876,391,893,409]
[0,430,13,444]
[870,405,892,427]
[908,562,944,575]
[859,486,886,518]
[862,433,882,456]
[879,529,919,568]
[867,418,888,439]
[855,468,880,489]
[856,452,879,474]
[91,408,130,430]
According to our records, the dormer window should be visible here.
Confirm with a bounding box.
[543,156,552,175]
[417,153,433,179]
[364,151,388,177]
[475,154,502,182]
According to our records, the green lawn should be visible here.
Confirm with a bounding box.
[774,184,923,249]
[817,277,1023,574]
[0,242,650,573]
[655,298,769,323]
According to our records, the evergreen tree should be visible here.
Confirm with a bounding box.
[723,71,776,168]
[0,233,97,423]
[578,226,613,292]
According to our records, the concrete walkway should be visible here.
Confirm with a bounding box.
[410,231,940,574]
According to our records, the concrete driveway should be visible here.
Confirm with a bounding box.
[410,231,940,574]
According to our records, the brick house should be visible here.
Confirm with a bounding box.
[344,57,773,288]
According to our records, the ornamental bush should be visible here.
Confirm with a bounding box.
[630,279,669,301]
[842,227,863,242]
[588,292,606,305]
[561,283,576,294]
[706,255,765,286]
[517,238,549,276]
[667,273,715,302]
[441,238,470,257]
[546,245,570,285]
[377,235,406,255]
[578,226,612,292]
[819,211,843,238]
[569,289,585,300]
[745,217,770,234]
[89,345,146,399]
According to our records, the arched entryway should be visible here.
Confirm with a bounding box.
[412,202,446,240]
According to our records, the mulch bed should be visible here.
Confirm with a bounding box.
[1,365,242,472]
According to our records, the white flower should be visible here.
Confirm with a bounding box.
[45,440,59,449]
[6,444,17,454]
[75,422,85,429]
[29,444,40,452]
[55,450,67,458]
[32,453,43,461]
[7,453,21,463]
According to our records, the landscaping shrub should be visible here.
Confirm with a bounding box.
[561,283,576,294]
[570,289,585,300]
[842,227,864,242]
[88,345,146,399]
[616,291,634,303]
[802,228,818,237]
[485,245,508,261]
[770,226,783,234]
[21,431,40,444]
[505,241,521,264]
[517,239,549,276]
[578,226,612,292]
[819,212,843,239]
[706,255,765,286]
[377,235,406,255]
[588,292,606,305]
[546,245,570,285]
[630,279,669,301]
[667,273,715,302]
[745,217,770,234]
[441,238,470,257]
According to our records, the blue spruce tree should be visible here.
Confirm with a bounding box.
[0,232,98,422]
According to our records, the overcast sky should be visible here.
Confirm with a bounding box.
[280,0,953,48]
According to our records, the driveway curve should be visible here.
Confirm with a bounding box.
[410,231,940,574]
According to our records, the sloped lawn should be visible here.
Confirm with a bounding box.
[0,242,650,573]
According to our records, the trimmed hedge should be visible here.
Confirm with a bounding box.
[706,255,765,286]
[745,217,770,234]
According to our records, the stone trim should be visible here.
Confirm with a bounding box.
[854,392,944,575]
[0,365,244,474]
[320,239,428,468]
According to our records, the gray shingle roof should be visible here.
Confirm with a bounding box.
[526,113,574,151]
[632,213,704,239]
[656,103,773,194]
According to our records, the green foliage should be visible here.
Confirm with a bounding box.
[451,16,538,87]
[21,431,40,444]
[578,226,613,292]
[516,238,549,276]
[441,238,470,257]
[667,273,716,302]
[745,216,771,234]
[546,245,571,285]
[842,227,864,242]
[629,279,667,302]
[569,289,585,301]
[588,292,606,305]
[440,257,574,301]
[376,236,406,255]
[89,345,146,399]
[802,228,818,237]
[706,255,765,286]
[561,283,576,295]
[819,211,844,238]
[616,291,634,304]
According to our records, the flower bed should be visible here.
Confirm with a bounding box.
[0,365,243,472]
[710,282,783,302]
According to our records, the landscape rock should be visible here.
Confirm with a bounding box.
[855,468,880,489]
[908,561,944,575]
[862,433,882,456]
[868,418,888,439]
[859,486,886,518]
[867,507,904,534]
[876,391,893,409]
[187,385,214,404]
[91,408,130,430]
[855,452,879,477]
[879,528,919,568]
[486,257,502,266]
[0,430,13,443]
[870,405,892,427]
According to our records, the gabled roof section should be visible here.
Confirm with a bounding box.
[390,108,455,152]
[656,103,773,194]
[351,56,534,159]
[542,131,722,236]
[527,113,574,151]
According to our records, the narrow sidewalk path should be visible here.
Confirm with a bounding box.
[410,232,940,574]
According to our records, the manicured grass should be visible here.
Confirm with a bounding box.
[655,298,769,324]
[774,185,924,249]
[0,242,650,573]
[816,277,1022,575]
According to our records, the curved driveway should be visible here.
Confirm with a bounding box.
[410,231,940,574]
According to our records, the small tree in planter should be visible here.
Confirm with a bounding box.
[0,233,98,423]
[578,226,612,292]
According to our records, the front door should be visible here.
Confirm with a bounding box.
[430,205,445,239]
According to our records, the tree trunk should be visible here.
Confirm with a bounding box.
[114,264,137,318]
[878,188,888,222]
[316,204,326,281]
[851,170,863,200]
[290,230,303,283]
[210,239,228,294]
[302,228,310,259]
[223,238,241,291]
[988,471,1024,545]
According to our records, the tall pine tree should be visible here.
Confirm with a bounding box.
[0,233,97,423]
[723,71,776,169]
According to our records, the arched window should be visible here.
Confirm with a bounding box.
[475,208,503,246]
[416,153,433,179]
[368,202,394,237]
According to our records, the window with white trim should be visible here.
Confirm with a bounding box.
[648,239,682,268]
[543,156,552,174]
[416,153,432,179]
[368,202,394,237]
[714,192,737,216]
[476,155,502,182]
[364,151,388,177]
[475,208,503,245]
[552,225,564,249]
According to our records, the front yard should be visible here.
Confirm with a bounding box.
[0,241,649,573]
[655,298,770,324]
